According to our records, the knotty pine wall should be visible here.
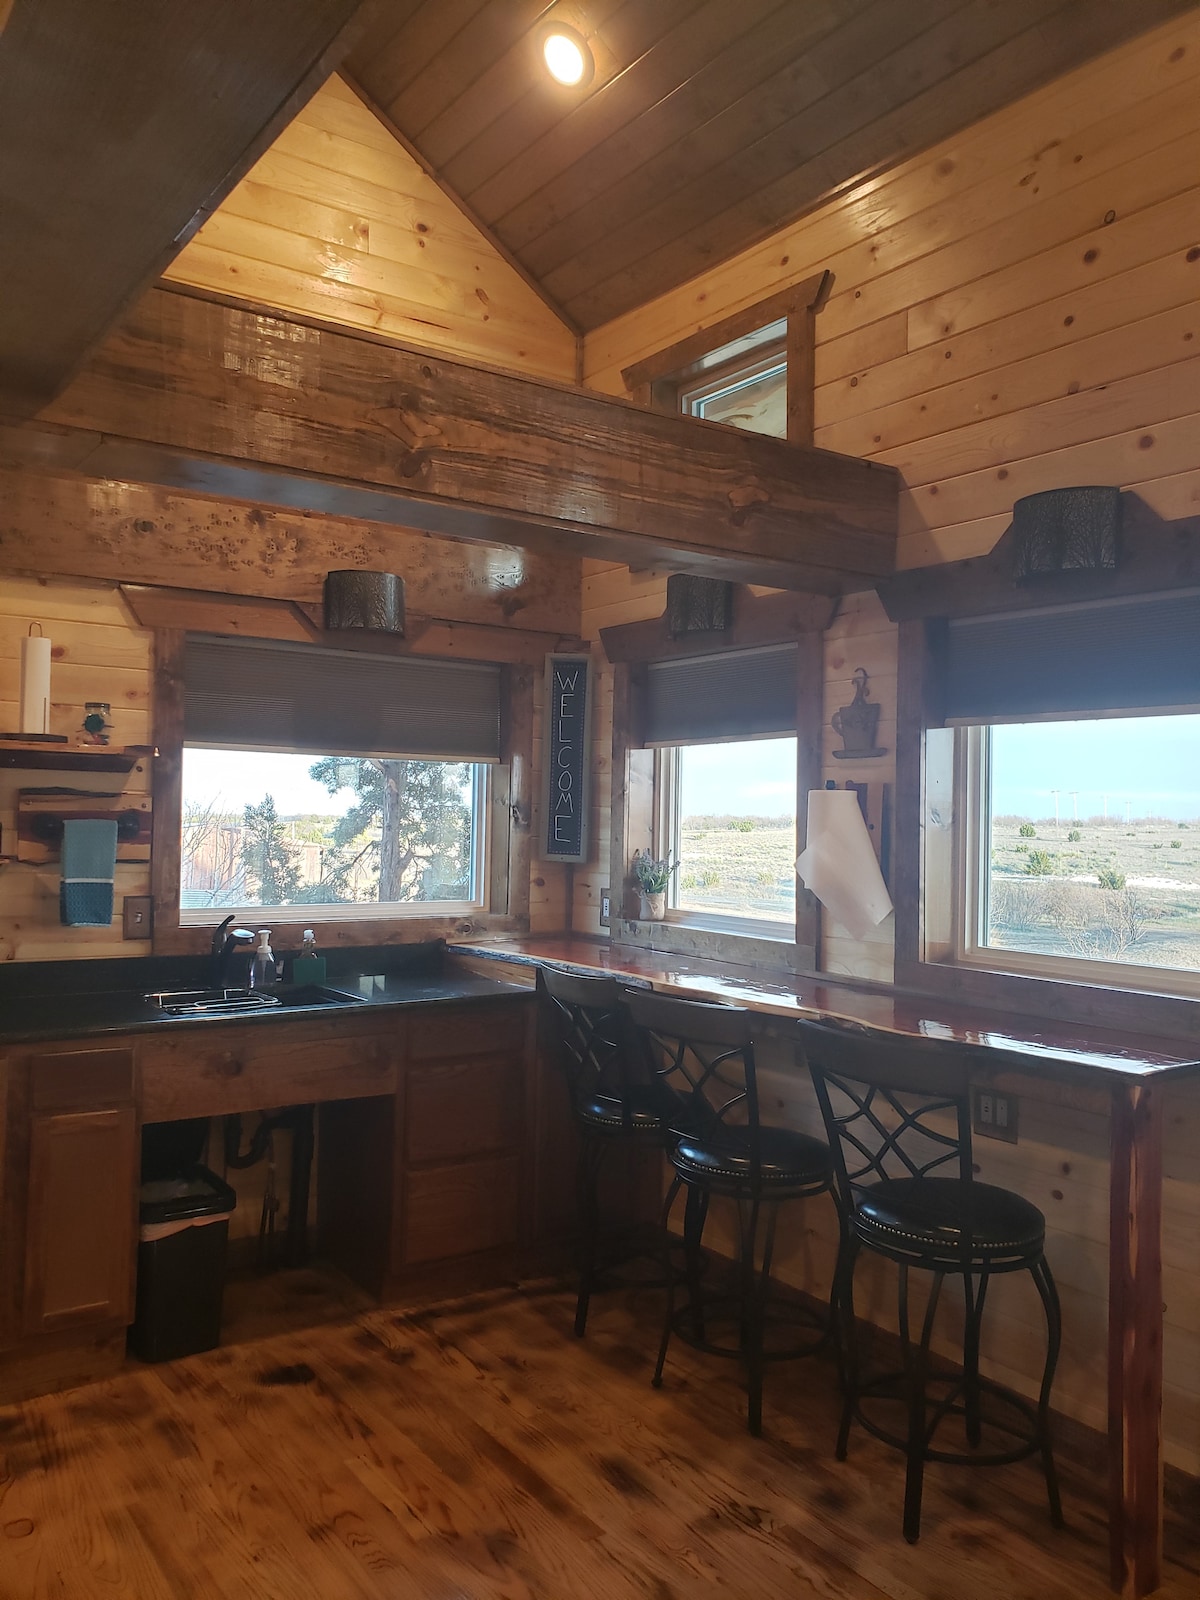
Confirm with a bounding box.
[164,75,577,383]
[577,11,1200,1474]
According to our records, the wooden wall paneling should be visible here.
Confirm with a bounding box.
[0,469,582,636]
[165,75,578,381]
[609,664,655,922]
[150,630,185,956]
[26,289,898,593]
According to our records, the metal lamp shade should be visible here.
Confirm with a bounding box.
[1011,487,1121,580]
[324,570,406,634]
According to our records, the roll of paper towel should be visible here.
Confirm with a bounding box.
[19,630,51,735]
[795,789,893,941]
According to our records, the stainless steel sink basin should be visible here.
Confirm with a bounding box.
[144,984,368,1017]
[145,987,282,1016]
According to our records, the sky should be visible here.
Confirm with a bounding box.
[678,737,797,816]
[184,748,364,817]
[991,714,1200,821]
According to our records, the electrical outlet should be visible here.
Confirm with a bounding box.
[122,894,153,940]
[599,887,611,927]
[972,1086,1018,1143]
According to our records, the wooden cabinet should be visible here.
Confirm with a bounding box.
[2,1045,138,1363]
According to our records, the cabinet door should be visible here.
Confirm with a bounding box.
[23,1105,138,1337]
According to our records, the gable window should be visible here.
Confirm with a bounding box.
[178,636,498,923]
[677,335,787,438]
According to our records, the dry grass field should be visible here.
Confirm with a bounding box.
[988,815,1200,971]
[675,814,795,924]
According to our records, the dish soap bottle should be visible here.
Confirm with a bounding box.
[291,928,326,986]
[249,929,276,990]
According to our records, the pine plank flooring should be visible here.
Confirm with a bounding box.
[0,1269,1196,1599]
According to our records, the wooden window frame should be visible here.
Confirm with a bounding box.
[601,588,832,973]
[150,623,537,956]
[620,272,831,446]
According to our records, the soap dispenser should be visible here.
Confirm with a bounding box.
[249,929,276,990]
[291,928,326,986]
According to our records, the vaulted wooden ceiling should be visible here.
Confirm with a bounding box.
[345,0,1200,331]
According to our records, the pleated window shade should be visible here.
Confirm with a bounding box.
[642,643,797,746]
[944,591,1200,724]
[184,636,502,761]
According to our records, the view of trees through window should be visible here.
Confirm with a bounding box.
[982,715,1200,973]
[180,748,480,910]
[670,737,796,926]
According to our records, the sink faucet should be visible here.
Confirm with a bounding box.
[211,914,255,989]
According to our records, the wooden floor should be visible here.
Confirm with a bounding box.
[0,1269,1196,1600]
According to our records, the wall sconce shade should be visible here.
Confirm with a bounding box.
[1011,486,1121,581]
[665,574,734,636]
[323,570,405,634]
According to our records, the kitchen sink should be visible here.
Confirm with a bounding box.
[144,985,366,1017]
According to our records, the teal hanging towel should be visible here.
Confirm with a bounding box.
[59,818,118,926]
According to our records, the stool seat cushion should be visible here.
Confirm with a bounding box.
[576,1082,687,1134]
[672,1126,832,1193]
[855,1177,1045,1265]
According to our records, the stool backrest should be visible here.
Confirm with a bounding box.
[797,1016,974,1204]
[621,987,761,1163]
[537,964,632,1113]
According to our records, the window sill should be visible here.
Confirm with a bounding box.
[615,915,804,974]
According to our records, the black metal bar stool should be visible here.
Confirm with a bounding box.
[537,965,687,1336]
[797,1015,1063,1543]
[622,988,834,1436]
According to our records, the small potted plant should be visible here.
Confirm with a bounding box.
[632,850,676,921]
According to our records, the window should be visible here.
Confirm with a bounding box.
[658,737,797,933]
[179,636,500,923]
[181,748,487,916]
[678,339,787,438]
[958,714,1200,986]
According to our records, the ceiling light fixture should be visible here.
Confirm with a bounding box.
[542,24,592,87]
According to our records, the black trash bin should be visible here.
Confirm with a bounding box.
[130,1119,237,1363]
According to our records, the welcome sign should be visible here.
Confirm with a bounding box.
[541,653,592,863]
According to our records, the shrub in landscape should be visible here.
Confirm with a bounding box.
[1018,822,1036,838]
[1098,867,1127,890]
[1067,829,1081,842]
[1172,840,1182,848]
[1025,850,1054,876]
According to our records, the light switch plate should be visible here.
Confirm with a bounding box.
[122,894,153,940]
[972,1086,1018,1143]
[599,887,611,927]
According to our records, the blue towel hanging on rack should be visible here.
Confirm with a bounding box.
[59,818,118,926]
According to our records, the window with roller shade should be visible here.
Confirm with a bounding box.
[179,637,498,918]
[644,645,798,933]
[949,593,1200,988]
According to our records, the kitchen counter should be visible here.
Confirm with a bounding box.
[0,944,527,1046]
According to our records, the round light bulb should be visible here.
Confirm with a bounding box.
[543,30,587,86]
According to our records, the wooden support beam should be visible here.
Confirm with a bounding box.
[17,287,898,593]
[1108,1078,1164,1598]
[0,0,369,412]
[0,466,581,636]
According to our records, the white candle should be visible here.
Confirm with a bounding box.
[19,632,52,735]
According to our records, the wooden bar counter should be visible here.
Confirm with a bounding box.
[456,936,1200,1600]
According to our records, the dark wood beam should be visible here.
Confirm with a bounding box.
[0,0,369,413]
[877,495,1197,622]
[600,586,835,664]
[15,287,898,594]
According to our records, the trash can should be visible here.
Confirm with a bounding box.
[129,1119,237,1363]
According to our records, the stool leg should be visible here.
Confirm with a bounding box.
[1030,1254,1065,1529]
[961,1268,990,1449]
[574,1135,606,1338]
[682,1185,709,1343]
[902,1267,943,1544]
[652,1175,684,1390]
[737,1195,766,1437]
[833,1228,860,1460]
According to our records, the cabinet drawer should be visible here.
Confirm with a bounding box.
[139,1017,400,1121]
[31,1048,134,1112]
[408,1002,529,1063]
[406,1057,524,1164]
[403,1154,521,1265]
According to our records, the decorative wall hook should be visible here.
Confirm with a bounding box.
[831,667,887,759]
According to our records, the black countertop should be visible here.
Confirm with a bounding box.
[0,942,528,1046]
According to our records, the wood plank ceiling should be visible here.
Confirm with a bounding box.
[345,0,1200,332]
[0,0,368,414]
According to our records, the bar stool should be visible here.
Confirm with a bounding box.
[537,965,687,1336]
[797,1015,1063,1543]
[622,988,834,1436]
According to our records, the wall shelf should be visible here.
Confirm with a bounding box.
[0,743,153,773]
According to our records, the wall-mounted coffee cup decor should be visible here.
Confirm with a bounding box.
[831,667,887,759]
